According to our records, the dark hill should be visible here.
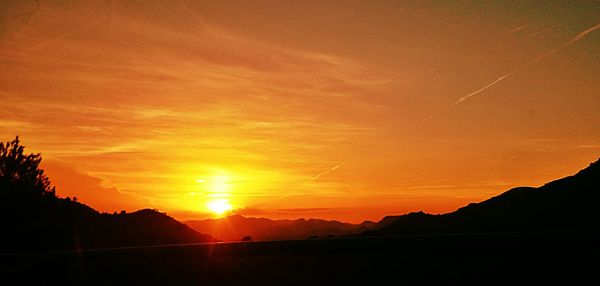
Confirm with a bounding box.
[365,159,600,236]
[0,194,215,252]
[0,137,214,252]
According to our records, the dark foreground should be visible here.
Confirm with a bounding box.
[1,231,598,285]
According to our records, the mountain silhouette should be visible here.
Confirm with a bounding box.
[186,214,376,241]
[364,158,600,236]
[0,137,214,252]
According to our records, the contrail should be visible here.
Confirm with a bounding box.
[453,71,519,105]
[502,23,530,36]
[303,161,345,185]
[453,22,600,106]
[279,161,345,199]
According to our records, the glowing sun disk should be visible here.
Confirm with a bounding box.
[207,199,232,215]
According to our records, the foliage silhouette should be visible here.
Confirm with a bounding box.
[0,136,55,197]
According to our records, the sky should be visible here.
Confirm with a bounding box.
[1,0,599,223]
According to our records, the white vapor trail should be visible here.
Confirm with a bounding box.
[453,72,518,105]
[453,22,600,106]
[303,161,345,185]
[502,23,531,36]
[279,161,345,199]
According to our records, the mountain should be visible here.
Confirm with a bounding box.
[0,137,215,252]
[364,158,600,236]
[186,214,376,241]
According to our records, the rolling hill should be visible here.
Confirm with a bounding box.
[364,158,600,236]
[0,193,216,252]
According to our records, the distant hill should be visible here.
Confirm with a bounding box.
[0,137,214,252]
[364,158,600,236]
[186,214,376,241]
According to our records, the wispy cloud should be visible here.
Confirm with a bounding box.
[577,144,600,149]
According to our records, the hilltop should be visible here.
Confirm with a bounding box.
[364,158,600,236]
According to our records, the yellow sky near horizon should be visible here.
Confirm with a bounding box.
[1,0,599,223]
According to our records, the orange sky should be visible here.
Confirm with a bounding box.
[1,1,599,223]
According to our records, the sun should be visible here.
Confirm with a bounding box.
[206,199,232,216]
[197,174,234,216]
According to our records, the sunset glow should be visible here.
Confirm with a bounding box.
[200,174,234,216]
[207,199,232,216]
[1,1,599,223]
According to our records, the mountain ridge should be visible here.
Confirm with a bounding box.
[363,158,600,236]
[185,214,376,241]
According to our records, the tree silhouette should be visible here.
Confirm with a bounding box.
[0,136,55,197]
